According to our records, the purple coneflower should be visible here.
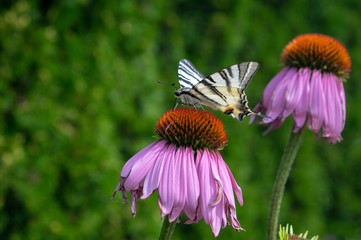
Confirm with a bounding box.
[251,33,351,143]
[112,108,244,237]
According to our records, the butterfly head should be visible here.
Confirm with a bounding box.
[174,87,202,108]
[174,89,182,97]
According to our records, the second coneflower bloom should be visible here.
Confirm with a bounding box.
[112,108,244,237]
[251,33,351,143]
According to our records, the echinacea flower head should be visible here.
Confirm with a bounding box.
[251,33,351,143]
[278,224,319,240]
[112,108,244,237]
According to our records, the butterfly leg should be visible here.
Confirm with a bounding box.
[190,103,204,111]
[173,100,179,110]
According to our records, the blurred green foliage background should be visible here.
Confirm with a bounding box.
[1,0,361,239]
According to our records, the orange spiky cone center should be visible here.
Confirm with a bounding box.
[155,108,227,150]
[281,33,351,78]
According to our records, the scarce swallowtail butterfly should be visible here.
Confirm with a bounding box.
[174,59,261,121]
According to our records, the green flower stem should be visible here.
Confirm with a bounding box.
[159,215,177,240]
[267,125,306,240]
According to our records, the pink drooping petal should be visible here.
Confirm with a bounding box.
[194,149,244,237]
[196,150,216,218]
[262,67,291,106]
[263,68,297,123]
[214,151,244,231]
[111,182,125,202]
[220,152,243,207]
[183,147,200,220]
[336,77,346,140]
[168,146,187,222]
[322,74,344,143]
[322,73,336,138]
[228,203,244,231]
[130,189,143,217]
[214,151,236,207]
[308,70,326,137]
[221,198,228,229]
[158,144,177,217]
[120,141,160,178]
[196,150,221,235]
[123,140,166,190]
[211,196,224,237]
[185,149,205,225]
[293,68,311,132]
[261,68,300,132]
[282,68,304,119]
[209,152,223,206]
[337,78,346,129]
[250,69,292,125]
[142,145,169,199]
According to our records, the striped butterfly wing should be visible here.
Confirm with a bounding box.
[189,62,260,121]
[178,59,205,89]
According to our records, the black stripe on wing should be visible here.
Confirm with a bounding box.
[201,77,227,101]
[237,62,259,90]
[219,70,231,91]
[191,87,225,107]
[204,61,259,91]
[178,59,205,88]
[189,77,229,107]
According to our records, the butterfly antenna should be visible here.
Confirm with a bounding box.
[157,80,177,90]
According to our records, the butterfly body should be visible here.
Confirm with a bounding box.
[175,59,260,121]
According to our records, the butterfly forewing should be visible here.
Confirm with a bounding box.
[205,62,260,89]
[178,59,205,88]
[189,86,236,109]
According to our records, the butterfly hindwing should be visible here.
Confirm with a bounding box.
[189,85,252,120]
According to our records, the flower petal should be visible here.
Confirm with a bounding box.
[337,78,346,129]
[262,67,291,106]
[322,73,344,143]
[183,147,200,220]
[228,202,244,231]
[220,153,244,206]
[282,69,304,119]
[158,144,176,217]
[123,141,167,191]
[214,151,236,207]
[168,146,187,222]
[196,150,219,230]
[214,151,244,231]
[209,152,223,206]
[111,183,124,201]
[250,68,292,124]
[293,68,311,132]
[308,70,326,136]
[142,145,169,199]
[130,189,143,217]
[264,68,297,123]
[120,141,160,179]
